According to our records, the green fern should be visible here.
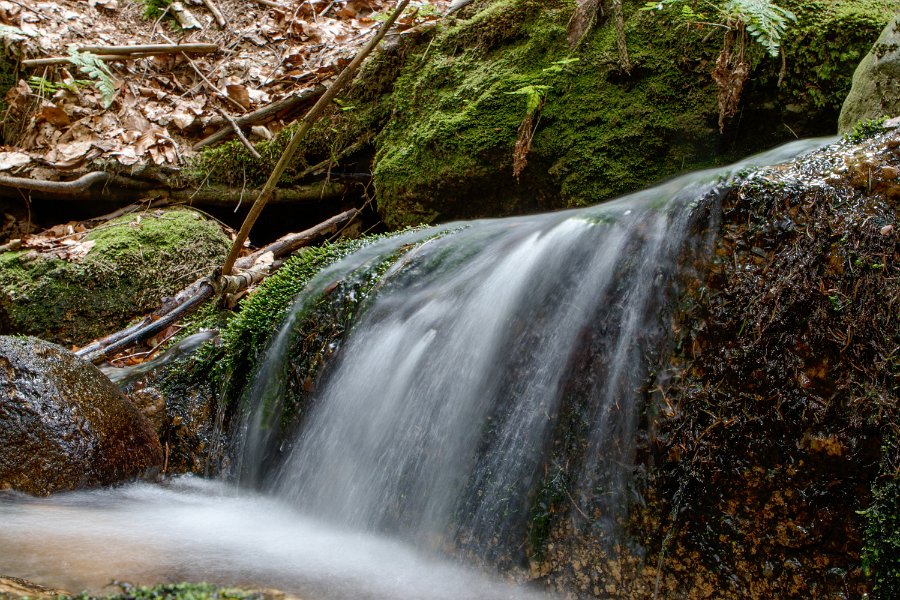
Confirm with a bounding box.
[642,0,796,57]
[724,0,796,57]
[67,47,118,109]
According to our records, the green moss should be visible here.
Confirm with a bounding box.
[862,438,900,599]
[372,0,727,228]
[66,583,270,600]
[372,0,890,229]
[0,209,229,346]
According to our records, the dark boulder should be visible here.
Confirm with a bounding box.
[0,336,162,495]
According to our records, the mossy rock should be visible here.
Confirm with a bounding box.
[838,13,900,133]
[0,208,230,347]
[372,0,891,228]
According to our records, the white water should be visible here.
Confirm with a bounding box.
[0,139,832,596]
[0,477,554,599]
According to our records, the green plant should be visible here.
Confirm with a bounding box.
[507,57,579,177]
[27,75,91,95]
[67,47,118,108]
[845,117,888,143]
[642,0,795,131]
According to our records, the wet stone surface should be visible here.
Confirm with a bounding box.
[0,336,162,495]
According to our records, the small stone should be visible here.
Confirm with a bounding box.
[881,224,894,236]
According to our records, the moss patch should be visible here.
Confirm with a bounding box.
[0,209,230,346]
[64,583,289,600]
[372,0,890,228]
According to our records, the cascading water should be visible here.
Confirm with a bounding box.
[0,139,831,598]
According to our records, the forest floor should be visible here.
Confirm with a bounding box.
[0,0,448,174]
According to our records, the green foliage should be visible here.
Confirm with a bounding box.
[140,0,174,20]
[844,116,888,143]
[0,24,36,42]
[66,582,266,600]
[642,0,796,57]
[67,47,118,108]
[861,443,900,599]
[27,75,91,95]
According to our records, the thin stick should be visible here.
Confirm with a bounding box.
[79,43,218,55]
[221,0,412,277]
[219,109,262,159]
[201,0,227,27]
[193,85,325,149]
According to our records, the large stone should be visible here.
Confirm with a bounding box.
[0,208,230,347]
[0,336,162,495]
[839,15,900,133]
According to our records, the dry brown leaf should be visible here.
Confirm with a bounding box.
[226,84,252,109]
[38,103,71,128]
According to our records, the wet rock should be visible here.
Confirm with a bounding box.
[0,576,67,600]
[0,336,162,495]
[839,15,900,133]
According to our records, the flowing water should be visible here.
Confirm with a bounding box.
[0,139,831,597]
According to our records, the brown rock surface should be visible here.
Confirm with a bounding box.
[0,336,162,495]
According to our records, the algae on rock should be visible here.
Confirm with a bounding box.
[0,208,230,347]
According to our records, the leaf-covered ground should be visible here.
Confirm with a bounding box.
[0,0,449,172]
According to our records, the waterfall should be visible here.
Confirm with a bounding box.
[241,139,832,561]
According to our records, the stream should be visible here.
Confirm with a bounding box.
[0,139,832,598]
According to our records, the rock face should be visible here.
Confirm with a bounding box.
[0,208,230,347]
[839,15,900,134]
[0,336,162,495]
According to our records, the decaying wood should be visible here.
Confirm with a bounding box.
[170,2,203,30]
[0,171,149,194]
[0,169,345,206]
[21,44,219,68]
[76,208,359,365]
[194,85,326,150]
[221,0,412,277]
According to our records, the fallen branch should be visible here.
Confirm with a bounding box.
[221,0,412,277]
[201,0,227,27]
[170,2,203,30]
[194,85,326,150]
[21,44,218,68]
[78,43,218,55]
[218,109,262,159]
[0,171,150,194]
[76,208,358,365]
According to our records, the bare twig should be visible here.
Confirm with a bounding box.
[193,85,326,149]
[218,109,262,159]
[201,0,228,27]
[221,0,413,277]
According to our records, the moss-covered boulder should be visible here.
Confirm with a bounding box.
[0,208,230,347]
[839,14,900,133]
[372,0,892,228]
[529,128,900,598]
[0,336,162,495]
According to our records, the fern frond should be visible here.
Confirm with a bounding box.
[724,0,796,57]
[67,47,119,109]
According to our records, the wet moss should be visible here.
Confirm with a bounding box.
[373,0,889,228]
[66,583,280,600]
[0,209,229,346]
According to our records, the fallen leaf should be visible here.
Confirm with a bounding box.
[226,84,252,109]
[38,103,71,127]
[0,151,31,171]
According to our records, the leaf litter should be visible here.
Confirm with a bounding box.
[0,0,451,173]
